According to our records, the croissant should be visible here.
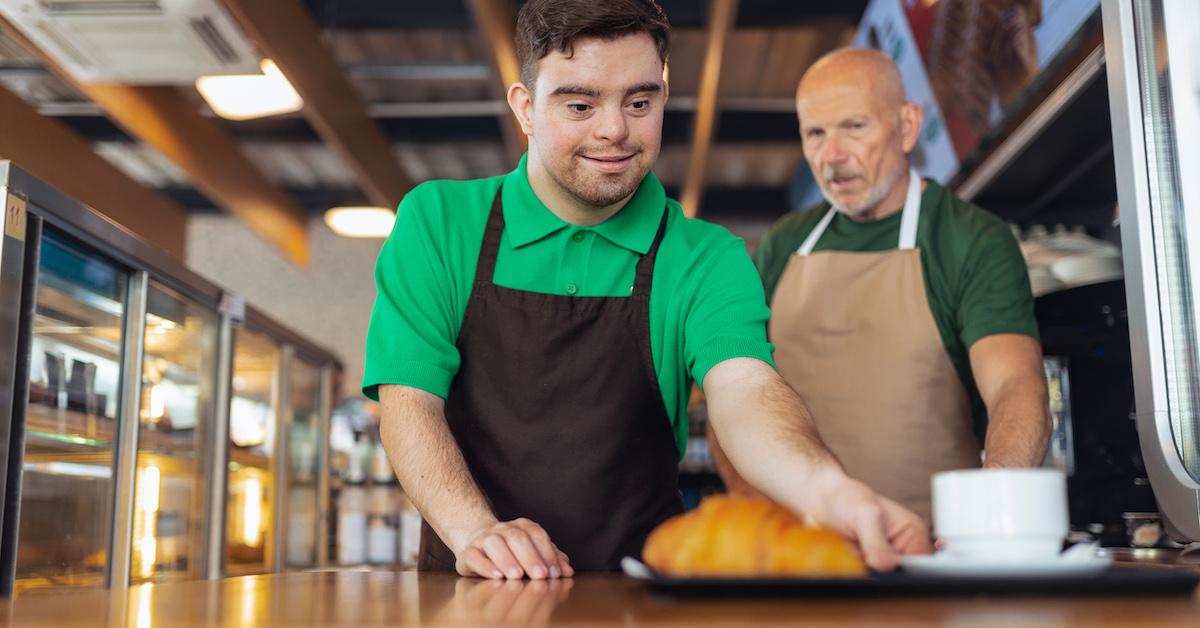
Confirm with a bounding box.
[642,495,866,577]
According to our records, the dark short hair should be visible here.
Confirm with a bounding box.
[514,0,671,90]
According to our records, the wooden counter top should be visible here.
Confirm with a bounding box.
[3,569,1199,626]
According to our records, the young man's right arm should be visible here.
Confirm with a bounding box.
[704,218,788,498]
[378,384,572,579]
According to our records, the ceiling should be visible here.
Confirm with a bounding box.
[0,0,865,257]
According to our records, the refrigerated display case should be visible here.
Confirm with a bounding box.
[13,231,126,590]
[0,162,341,593]
[224,327,280,576]
[1104,0,1200,543]
[283,354,323,568]
[131,280,219,583]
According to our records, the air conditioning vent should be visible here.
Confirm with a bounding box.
[40,1,163,16]
[33,19,94,69]
[0,0,261,83]
[188,15,237,65]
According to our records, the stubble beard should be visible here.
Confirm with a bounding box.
[826,163,906,218]
[551,151,650,210]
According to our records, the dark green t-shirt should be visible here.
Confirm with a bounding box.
[754,179,1038,432]
[363,155,775,455]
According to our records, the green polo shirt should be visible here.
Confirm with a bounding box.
[363,155,774,455]
[754,179,1038,433]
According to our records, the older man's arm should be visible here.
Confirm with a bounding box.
[968,334,1052,468]
[702,357,932,570]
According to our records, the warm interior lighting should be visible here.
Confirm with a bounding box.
[242,474,263,548]
[324,206,396,238]
[195,59,302,121]
[134,464,161,579]
[147,383,167,419]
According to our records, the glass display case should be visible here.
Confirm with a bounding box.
[0,162,341,593]
[225,327,279,576]
[284,355,322,568]
[14,231,126,590]
[131,281,218,583]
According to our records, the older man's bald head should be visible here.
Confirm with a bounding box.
[797,48,907,114]
[793,47,923,220]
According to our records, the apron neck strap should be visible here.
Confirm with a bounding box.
[797,207,837,256]
[897,168,922,250]
[480,184,670,295]
[631,205,670,297]
[476,185,506,287]
[796,168,923,255]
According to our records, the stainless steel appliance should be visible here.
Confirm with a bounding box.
[1104,0,1200,544]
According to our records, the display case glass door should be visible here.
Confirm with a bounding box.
[130,281,218,582]
[225,328,280,575]
[285,356,322,567]
[16,230,126,590]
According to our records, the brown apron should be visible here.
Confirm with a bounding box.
[768,169,980,525]
[418,186,684,572]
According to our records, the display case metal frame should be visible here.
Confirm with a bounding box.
[0,161,342,593]
[1103,0,1200,540]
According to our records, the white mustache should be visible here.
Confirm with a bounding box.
[823,169,862,181]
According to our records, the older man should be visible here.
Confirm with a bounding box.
[711,48,1051,525]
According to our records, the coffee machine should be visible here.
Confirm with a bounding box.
[1035,280,1158,545]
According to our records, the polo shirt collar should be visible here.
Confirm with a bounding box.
[502,154,667,255]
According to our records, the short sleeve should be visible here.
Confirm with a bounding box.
[684,234,776,388]
[957,222,1040,349]
[361,185,463,401]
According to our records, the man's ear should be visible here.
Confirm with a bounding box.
[508,82,534,136]
[899,101,924,153]
[662,63,670,105]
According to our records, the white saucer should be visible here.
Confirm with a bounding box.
[899,551,1112,578]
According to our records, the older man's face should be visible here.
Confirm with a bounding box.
[797,81,910,216]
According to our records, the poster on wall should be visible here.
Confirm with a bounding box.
[854,0,961,184]
[855,0,1101,182]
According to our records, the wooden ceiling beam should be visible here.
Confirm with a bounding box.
[221,0,413,210]
[680,0,738,218]
[0,84,190,259]
[0,16,311,267]
[466,0,527,167]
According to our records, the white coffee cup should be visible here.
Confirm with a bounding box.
[932,468,1068,562]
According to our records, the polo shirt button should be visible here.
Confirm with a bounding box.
[565,283,578,295]
[571,232,585,243]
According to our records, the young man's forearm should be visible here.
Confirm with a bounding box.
[702,358,931,567]
[378,384,497,553]
[702,358,845,513]
[705,420,763,497]
[982,376,1052,468]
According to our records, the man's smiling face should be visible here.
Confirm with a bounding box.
[521,32,667,215]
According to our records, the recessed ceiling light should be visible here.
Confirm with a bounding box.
[195,59,302,120]
[324,206,396,238]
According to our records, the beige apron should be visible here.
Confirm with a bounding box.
[769,169,980,525]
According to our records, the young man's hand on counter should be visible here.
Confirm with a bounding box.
[453,517,574,580]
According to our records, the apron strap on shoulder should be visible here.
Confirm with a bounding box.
[898,168,921,250]
[797,207,838,256]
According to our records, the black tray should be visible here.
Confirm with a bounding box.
[632,566,1200,598]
